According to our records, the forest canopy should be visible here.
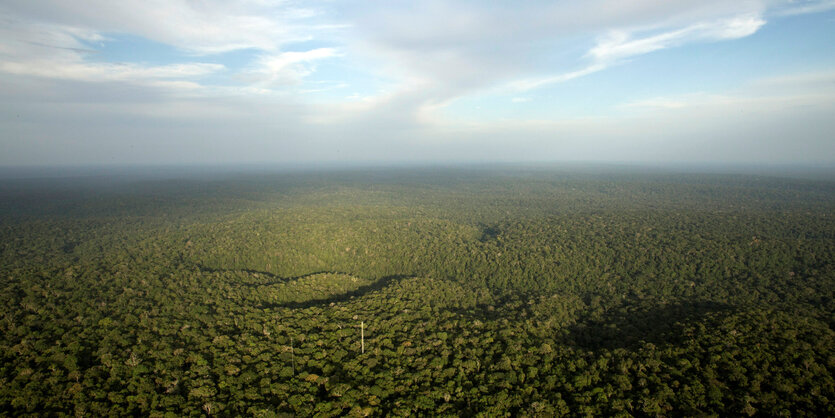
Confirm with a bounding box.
[0,166,833,416]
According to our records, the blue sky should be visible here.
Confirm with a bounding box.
[0,0,834,166]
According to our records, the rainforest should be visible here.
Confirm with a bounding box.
[0,166,833,416]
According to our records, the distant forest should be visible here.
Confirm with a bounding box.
[0,167,833,416]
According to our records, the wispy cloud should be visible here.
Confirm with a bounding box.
[772,0,835,16]
[0,0,331,54]
[589,14,765,63]
[0,60,223,83]
[245,48,341,87]
[749,70,835,90]
[511,14,766,92]
[509,64,607,92]
[621,96,696,110]
[620,70,835,113]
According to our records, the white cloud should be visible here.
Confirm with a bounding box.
[621,97,696,110]
[0,0,331,54]
[772,0,835,16]
[245,48,340,87]
[0,2,341,94]
[0,49,225,97]
[511,14,766,92]
[510,64,607,92]
[590,14,765,63]
[749,70,835,91]
[0,0,786,101]
[621,71,835,111]
[0,61,223,82]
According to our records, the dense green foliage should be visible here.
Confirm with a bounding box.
[1,167,833,416]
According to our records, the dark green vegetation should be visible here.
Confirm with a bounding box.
[1,166,834,416]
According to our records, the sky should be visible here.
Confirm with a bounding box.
[0,1,834,167]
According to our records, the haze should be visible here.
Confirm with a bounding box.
[1,1,834,167]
